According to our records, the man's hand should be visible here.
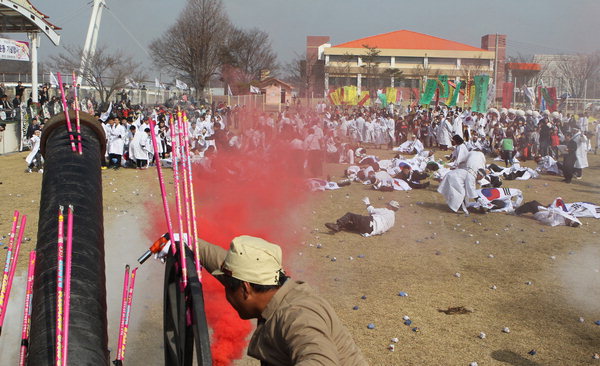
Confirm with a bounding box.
[362,197,370,206]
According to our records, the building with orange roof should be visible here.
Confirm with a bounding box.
[307,30,506,100]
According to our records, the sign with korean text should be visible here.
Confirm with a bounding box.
[0,38,30,61]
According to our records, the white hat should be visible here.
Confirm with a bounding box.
[508,108,516,115]
[212,236,284,286]
[516,110,525,117]
[543,110,550,115]
[500,108,508,114]
[526,110,533,115]
[488,108,499,116]
[551,111,560,118]
[533,111,540,117]
[388,200,400,210]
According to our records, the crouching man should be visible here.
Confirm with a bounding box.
[325,197,399,236]
[198,235,368,365]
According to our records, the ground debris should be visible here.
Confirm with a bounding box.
[437,306,473,315]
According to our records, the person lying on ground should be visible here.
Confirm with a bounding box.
[325,197,399,236]
[394,165,430,189]
[515,197,581,227]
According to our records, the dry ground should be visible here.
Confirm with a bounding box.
[1,148,599,365]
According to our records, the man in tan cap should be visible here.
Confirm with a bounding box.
[198,235,367,365]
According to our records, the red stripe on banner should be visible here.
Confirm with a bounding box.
[548,87,558,112]
[502,82,514,109]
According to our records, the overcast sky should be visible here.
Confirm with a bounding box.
[18,0,600,78]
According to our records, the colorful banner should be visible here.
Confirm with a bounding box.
[502,82,514,109]
[419,79,438,105]
[358,91,370,106]
[448,81,462,107]
[438,75,449,98]
[385,87,398,105]
[0,38,29,61]
[378,92,388,107]
[542,87,558,112]
[471,75,490,113]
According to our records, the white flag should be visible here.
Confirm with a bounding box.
[227,85,233,96]
[155,78,161,88]
[250,85,261,94]
[100,102,113,122]
[176,79,188,90]
[50,72,59,87]
[125,78,138,88]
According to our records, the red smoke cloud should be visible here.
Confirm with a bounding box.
[150,123,312,365]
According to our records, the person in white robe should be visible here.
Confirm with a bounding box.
[449,135,469,169]
[437,168,485,214]
[393,136,424,154]
[107,120,127,169]
[572,129,589,178]
[25,129,43,172]
[515,197,581,227]
[437,118,453,149]
[130,127,153,169]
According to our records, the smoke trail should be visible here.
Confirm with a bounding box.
[148,129,313,365]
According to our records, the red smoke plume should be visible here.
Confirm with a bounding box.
[150,124,312,365]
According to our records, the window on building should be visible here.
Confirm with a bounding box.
[395,57,424,64]
[461,58,490,67]
[328,55,357,64]
[428,57,456,65]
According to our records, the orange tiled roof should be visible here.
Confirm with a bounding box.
[333,30,486,52]
[506,62,541,71]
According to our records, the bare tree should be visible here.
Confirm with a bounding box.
[282,53,305,87]
[555,52,600,97]
[50,45,141,104]
[220,27,278,85]
[149,0,230,96]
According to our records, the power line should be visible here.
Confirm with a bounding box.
[104,7,151,57]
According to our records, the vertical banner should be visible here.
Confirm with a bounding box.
[448,81,462,107]
[378,91,388,108]
[502,82,514,109]
[486,83,496,109]
[418,79,438,105]
[438,75,449,98]
[547,87,558,112]
[471,75,490,113]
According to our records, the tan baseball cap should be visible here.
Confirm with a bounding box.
[212,235,284,286]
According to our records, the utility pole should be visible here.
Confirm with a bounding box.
[78,0,106,85]
[493,33,499,106]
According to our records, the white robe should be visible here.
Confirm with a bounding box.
[25,135,41,165]
[573,132,589,169]
[451,144,469,169]
[437,120,453,146]
[465,151,486,173]
[107,124,127,155]
[437,169,478,212]
[393,139,424,154]
[130,131,152,160]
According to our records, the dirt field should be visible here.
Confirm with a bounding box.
[1,148,599,365]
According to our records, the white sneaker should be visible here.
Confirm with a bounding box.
[26,168,32,173]
[38,169,44,173]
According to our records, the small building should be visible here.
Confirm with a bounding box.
[255,77,294,109]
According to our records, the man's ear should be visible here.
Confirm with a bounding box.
[242,282,252,299]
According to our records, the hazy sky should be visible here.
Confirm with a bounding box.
[16,0,600,77]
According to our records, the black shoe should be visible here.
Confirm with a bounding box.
[325,223,340,232]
